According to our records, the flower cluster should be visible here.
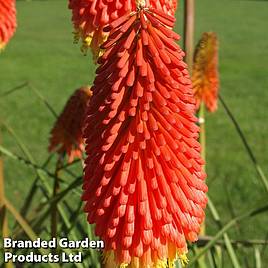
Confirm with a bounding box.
[49,86,92,163]
[83,4,207,267]
[192,32,219,112]
[0,0,16,50]
[69,0,177,59]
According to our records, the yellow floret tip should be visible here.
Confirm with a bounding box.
[167,258,176,268]
[179,253,189,267]
[84,36,93,45]
[155,259,168,268]
[120,264,128,268]
[0,42,6,51]
[80,36,93,55]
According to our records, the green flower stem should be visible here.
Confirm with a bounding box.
[219,95,268,193]
[198,102,206,236]
[189,204,268,266]
[4,198,60,268]
[51,155,64,243]
[0,131,13,268]
[183,1,206,267]
[183,0,195,74]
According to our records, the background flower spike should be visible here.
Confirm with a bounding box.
[49,86,92,163]
[83,6,207,268]
[192,32,219,113]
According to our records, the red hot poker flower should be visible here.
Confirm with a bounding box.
[69,0,178,59]
[192,32,219,112]
[83,5,207,267]
[49,86,92,163]
[172,0,178,12]
[0,0,16,50]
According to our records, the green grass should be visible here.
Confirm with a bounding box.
[1,0,268,266]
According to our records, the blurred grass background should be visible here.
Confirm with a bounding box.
[0,0,268,266]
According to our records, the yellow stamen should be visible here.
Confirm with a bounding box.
[136,0,146,9]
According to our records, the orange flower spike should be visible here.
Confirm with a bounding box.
[192,32,219,113]
[83,4,207,267]
[0,0,16,50]
[49,86,92,163]
[68,0,178,59]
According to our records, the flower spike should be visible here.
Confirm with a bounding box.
[69,0,178,59]
[192,32,219,112]
[49,86,92,163]
[0,0,16,50]
[83,6,207,268]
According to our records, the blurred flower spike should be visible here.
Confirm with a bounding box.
[83,4,207,268]
[0,0,16,50]
[192,32,219,112]
[68,0,177,60]
[49,86,92,163]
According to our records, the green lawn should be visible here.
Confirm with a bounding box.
[1,0,268,266]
